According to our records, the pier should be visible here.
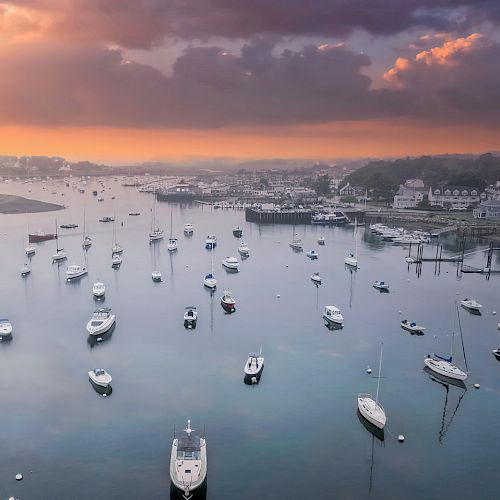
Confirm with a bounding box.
[245,207,312,224]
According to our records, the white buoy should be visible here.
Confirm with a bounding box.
[97,337,102,342]
[15,473,23,481]
[251,377,257,384]
[103,393,107,397]
[398,310,402,315]
[366,367,372,374]
[474,383,480,389]
[398,435,405,443]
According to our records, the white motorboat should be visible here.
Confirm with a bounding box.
[0,318,13,337]
[167,212,178,252]
[170,420,207,499]
[400,319,425,334]
[92,282,106,298]
[111,253,122,266]
[392,235,422,245]
[311,272,322,284]
[149,227,164,241]
[344,253,358,268]
[152,270,162,282]
[358,344,387,430]
[373,281,389,291]
[184,306,198,329]
[405,257,415,263]
[460,298,482,313]
[21,263,31,276]
[323,305,344,326]
[318,236,325,245]
[221,290,236,312]
[88,368,112,388]
[424,304,468,381]
[290,238,303,250]
[204,245,217,289]
[307,250,318,259]
[222,256,239,270]
[66,264,87,280]
[25,245,36,256]
[244,348,264,383]
[86,307,116,336]
[112,243,123,254]
[238,242,250,256]
[52,249,67,262]
[205,235,217,249]
[183,223,194,234]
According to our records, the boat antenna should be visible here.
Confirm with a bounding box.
[455,302,468,372]
[185,419,193,437]
[375,343,383,404]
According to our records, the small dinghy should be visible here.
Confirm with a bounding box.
[184,306,198,329]
[222,256,239,271]
[373,281,389,291]
[307,250,318,259]
[183,223,194,234]
[311,272,322,284]
[88,368,112,388]
[233,226,243,237]
[221,290,236,312]
[290,238,303,250]
[86,308,116,336]
[244,348,264,384]
[0,318,13,338]
[152,270,162,282]
[318,236,325,245]
[205,235,217,249]
[400,319,425,334]
[203,272,217,289]
[92,281,106,298]
[238,242,250,257]
[460,298,482,314]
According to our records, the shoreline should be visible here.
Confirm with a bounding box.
[0,193,65,214]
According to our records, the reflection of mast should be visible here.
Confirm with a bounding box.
[369,435,375,494]
[349,268,356,308]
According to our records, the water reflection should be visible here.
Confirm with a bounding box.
[89,379,113,397]
[357,409,385,442]
[87,323,116,349]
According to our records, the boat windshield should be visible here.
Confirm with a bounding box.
[177,450,201,460]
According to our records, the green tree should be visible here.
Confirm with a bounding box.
[312,174,331,196]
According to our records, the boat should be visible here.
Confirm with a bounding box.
[244,347,264,384]
[290,237,303,250]
[92,282,105,298]
[99,216,114,223]
[21,263,31,276]
[97,197,104,202]
[307,249,318,259]
[157,182,197,201]
[128,212,140,216]
[111,253,122,267]
[149,195,164,241]
[344,218,358,268]
[25,244,36,256]
[221,290,236,312]
[392,235,422,245]
[205,235,217,249]
[492,349,500,360]
[204,245,217,289]
[311,272,322,284]
[86,307,116,335]
[222,256,239,270]
[184,306,198,329]
[92,190,98,196]
[183,223,194,234]
[0,318,13,338]
[373,281,389,291]
[60,223,78,229]
[82,209,92,248]
[238,242,250,257]
[400,319,425,334]
[66,264,87,280]
[29,231,55,243]
[152,270,162,282]
[52,220,67,262]
[88,368,112,388]
[169,420,207,499]
[424,304,468,381]
[460,298,482,313]
[311,211,348,225]
[111,219,123,254]
[323,305,344,326]
[233,226,243,237]
[358,344,387,430]
[317,236,325,245]
[167,211,178,252]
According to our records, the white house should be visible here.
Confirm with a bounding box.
[428,186,481,209]
[473,199,500,219]
[393,179,427,208]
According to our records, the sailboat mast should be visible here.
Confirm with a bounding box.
[170,210,173,239]
[456,302,468,371]
[354,217,358,259]
[375,343,383,403]
[55,218,59,252]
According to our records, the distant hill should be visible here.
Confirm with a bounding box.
[343,153,500,200]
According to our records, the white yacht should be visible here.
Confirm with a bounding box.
[323,305,344,326]
[244,348,264,383]
[21,263,31,276]
[205,235,217,249]
[52,249,67,262]
[311,272,322,284]
[460,298,482,313]
[183,223,194,234]
[290,238,303,250]
[307,250,318,259]
[25,245,36,256]
[358,344,387,430]
[66,264,87,280]
[373,281,389,291]
[400,319,425,334]
[88,368,112,388]
[86,308,115,335]
[0,318,13,337]
[111,253,122,266]
[170,420,207,499]
[238,242,250,256]
[152,270,162,282]
[184,306,198,329]
[318,236,325,245]
[222,256,239,271]
[92,282,106,298]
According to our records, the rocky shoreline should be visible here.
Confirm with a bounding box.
[0,194,65,214]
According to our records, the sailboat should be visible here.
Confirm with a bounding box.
[204,244,217,289]
[25,224,35,256]
[149,193,163,241]
[111,217,123,254]
[358,344,387,430]
[52,219,67,262]
[345,217,358,268]
[82,208,92,248]
[424,303,468,381]
[167,211,178,252]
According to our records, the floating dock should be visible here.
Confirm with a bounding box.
[245,207,312,224]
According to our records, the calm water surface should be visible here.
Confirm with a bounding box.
[1,179,499,500]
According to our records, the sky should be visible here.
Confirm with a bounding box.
[1,1,500,163]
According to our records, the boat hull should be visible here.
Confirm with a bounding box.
[424,357,467,381]
[221,300,235,312]
[357,397,386,430]
[66,270,87,280]
[29,233,55,243]
[86,317,115,336]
